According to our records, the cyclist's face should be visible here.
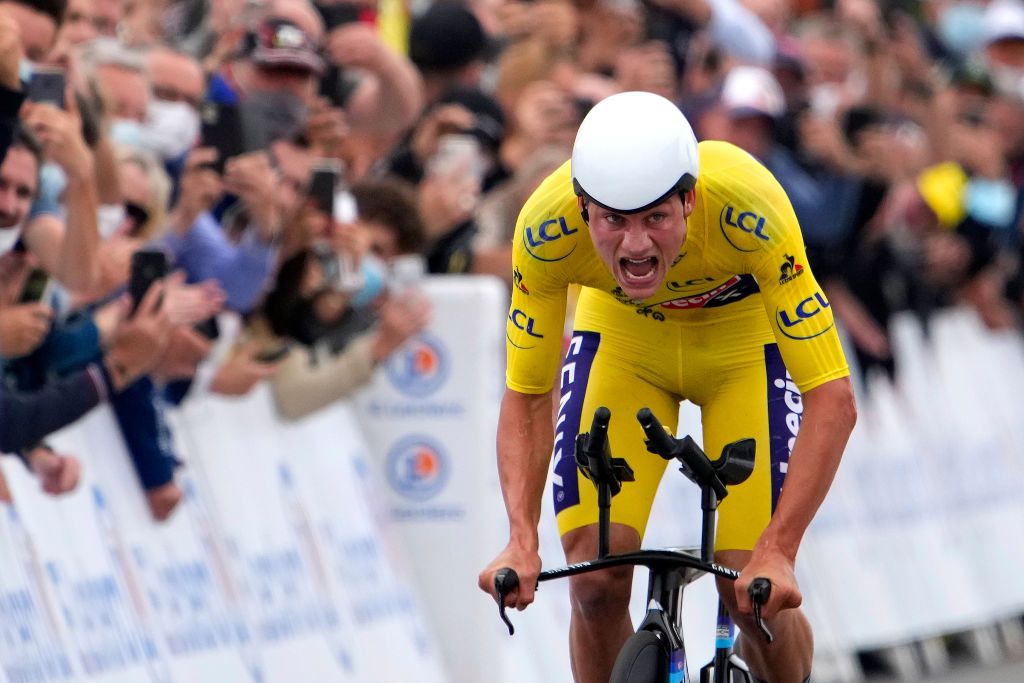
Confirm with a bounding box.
[583,192,693,300]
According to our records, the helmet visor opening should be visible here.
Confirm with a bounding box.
[573,173,696,215]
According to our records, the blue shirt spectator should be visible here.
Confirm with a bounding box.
[159,211,278,314]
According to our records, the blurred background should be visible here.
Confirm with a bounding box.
[0,0,1023,681]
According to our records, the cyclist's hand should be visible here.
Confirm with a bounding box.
[478,543,542,610]
[734,548,802,621]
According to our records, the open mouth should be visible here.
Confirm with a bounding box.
[620,256,659,285]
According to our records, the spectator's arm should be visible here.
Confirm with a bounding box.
[0,365,106,453]
[92,133,122,205]
[107,376,177,490]
[707,0,776,65]
[271,335,378,420]
[327,23,424,136]
[20,98,102,293]
[162,213,278,313]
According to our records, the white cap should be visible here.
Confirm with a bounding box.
[984,0,1024,44]
[720,66,785,119]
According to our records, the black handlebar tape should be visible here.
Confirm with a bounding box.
[495,567,520,597]
[636,408,681,459]
[749,577,771,605]
[494,568,520,636]
[586,406,611,457]
[638,409,721,491]
[748,577,774,644]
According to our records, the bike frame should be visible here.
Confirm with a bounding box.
[537,549,740,682]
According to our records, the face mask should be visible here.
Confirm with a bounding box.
[350,254,387,309]
[938,3,986,55]
[18,59,35,86]
[38,162,67,205]
[140,100,200,160]
[240,90,308,150]
[97,203,127,239]
[990,62,1024,102]
[109,119,146,149]
[0,225,22,255]
[966,178,1016,227]
[808,84,841,118]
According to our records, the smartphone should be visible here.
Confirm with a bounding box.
[26,67,66,109]
[194,316,220,340]
[254,344,291,364]
[129,250,168,314]
[199,102,246,173]
[427,134,486,183]
[318,64,363,109]
[18,268,51,304]
[309,159,341,216]
[388,254,426,294]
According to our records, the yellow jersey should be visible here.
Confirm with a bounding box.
[505,140,849,396]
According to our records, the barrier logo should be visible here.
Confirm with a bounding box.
[386,435,449,501]
[775,291,834,340]
[778,254,804,285]
[523,216,578,262]
[385,332,449,397]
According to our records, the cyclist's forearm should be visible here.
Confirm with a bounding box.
[756,377,856,560]
[496,387,555,549]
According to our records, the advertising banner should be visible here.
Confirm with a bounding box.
[354,276,507,683]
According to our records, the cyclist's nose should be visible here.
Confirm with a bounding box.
[620,224,653,254]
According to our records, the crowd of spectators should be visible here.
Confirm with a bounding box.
[0,0,1022,516]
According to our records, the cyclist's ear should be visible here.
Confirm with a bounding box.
[577,196,590,224]
[681,189,696,218]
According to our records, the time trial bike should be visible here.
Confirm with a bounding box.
[493,406,773,683]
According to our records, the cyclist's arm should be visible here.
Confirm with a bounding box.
[723,150,856,616]
[482,170,574,606]
[497,386,556,551]
[754,377,854,564]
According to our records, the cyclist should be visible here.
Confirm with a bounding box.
[479,91,857,683]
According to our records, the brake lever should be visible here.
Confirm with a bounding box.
[748,578,774,644]
[494,568,520,636]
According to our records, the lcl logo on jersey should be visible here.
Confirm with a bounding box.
[523,217,578,262]
[720,205,768,251]
[667,276,716,292]
[775,292,835,340]
[508,308,544,349]
[509,308,544,338]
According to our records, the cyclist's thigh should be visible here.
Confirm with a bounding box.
[553,329,680,541]
[701,342,800,552]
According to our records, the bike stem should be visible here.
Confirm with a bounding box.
[598,479,612,559]
[700,484,719,564]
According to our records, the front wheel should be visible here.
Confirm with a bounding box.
[610,629,667,683]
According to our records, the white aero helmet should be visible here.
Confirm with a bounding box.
[572,91,699,215]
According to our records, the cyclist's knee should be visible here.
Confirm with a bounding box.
[568,565,632,620]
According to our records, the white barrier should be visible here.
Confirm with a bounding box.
[1,278,1023,683]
